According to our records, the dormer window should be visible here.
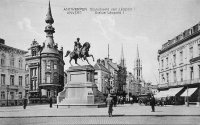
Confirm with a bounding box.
[31,48,37,56]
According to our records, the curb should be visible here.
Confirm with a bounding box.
[1,114,200,118]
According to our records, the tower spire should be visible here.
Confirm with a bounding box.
[44,0,55,47]
[137,44,139,58]
[134,44,142,82]
[120,44,125,67]
[108,44,110,59]
[45,0,54,24]
[121,44,124,60]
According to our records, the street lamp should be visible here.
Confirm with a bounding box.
[6,85,9,106]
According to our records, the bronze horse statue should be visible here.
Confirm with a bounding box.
[65,42,94,66]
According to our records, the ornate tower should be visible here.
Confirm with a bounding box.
[134,45,142,82]
[25,1,65,103]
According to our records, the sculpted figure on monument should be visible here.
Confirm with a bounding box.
[65,37,94,66]
[73,38,82,58]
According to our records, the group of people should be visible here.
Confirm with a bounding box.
[106,94,157,117]
[22,96,53,109]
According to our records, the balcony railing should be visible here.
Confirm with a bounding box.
[190,56,200,63]
[158,78,200,88]
[158,83,169,88]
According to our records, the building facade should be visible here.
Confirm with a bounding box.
[94,59,110,94]
[0,39,28,106]
[25,2,64,103]
[104,58,119,94]
[158,22,200,103]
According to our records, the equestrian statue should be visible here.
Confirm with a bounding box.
[65,38,94,66]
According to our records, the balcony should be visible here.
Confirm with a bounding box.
[190,56,200,63]
[168,82,178,87]
[158,83,169,88]
[159,79,200,89]
[9,85,19,90]
[1,85,19,90]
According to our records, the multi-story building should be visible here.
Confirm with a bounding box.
[0,38,28,106]
[94,59,110,94]
[25,1,64,103]
[104,58,119,94]
[158,22,200,104]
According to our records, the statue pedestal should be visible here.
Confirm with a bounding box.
[57,65,106,108]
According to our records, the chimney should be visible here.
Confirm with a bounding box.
[97,59,100,63]
[101,60,105,66]
[0,38,5,44]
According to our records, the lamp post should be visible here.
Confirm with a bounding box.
[6,85,9,106]
[187,86,189,107]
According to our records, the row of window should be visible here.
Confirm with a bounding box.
[161,66,200,83]
[0,91,22,99]
[1,74,23,86]
[46,61,57,70]
[0,54,23,68]
[161,44,200,69]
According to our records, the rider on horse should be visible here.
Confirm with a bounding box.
[74,38,82,58]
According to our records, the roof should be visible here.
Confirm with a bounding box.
[108,61,119,71]
[41,45,59,55]
[94,63,110,73]
[0,43,28,54]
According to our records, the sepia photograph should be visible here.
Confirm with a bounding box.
[0,0,200,124]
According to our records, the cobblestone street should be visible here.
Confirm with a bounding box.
[1,104,200,124]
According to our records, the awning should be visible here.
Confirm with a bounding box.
[181,88,197,97]
[166,87,183,96]
[154,90,169,98]
[155,87,183,98]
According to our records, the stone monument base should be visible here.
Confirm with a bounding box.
[56,65,106,108]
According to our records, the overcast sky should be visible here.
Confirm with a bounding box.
[1,0,200,85]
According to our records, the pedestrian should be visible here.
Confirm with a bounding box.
[130,97,133,104]
[108,99,114,117]
[49,96,53,108]
[23,96,27,109]
[106,94,113,117]
[150,95,156,112]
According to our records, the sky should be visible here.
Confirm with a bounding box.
[1,0,200,85]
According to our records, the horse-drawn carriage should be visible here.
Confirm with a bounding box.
[137,94,151,106]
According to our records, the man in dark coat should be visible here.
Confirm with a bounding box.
[23,97,27,109]
[49,96,53,108]
[150,96,156,112]
[106,94,113,117]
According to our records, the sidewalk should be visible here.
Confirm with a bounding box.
[0,103,200,118]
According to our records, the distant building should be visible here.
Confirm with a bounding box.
[25,1,64,103]
[0,38,28,106]
[94,59,110,94]
[124,45,152,96]
[158,22,200,104]
[125,72,136,100]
